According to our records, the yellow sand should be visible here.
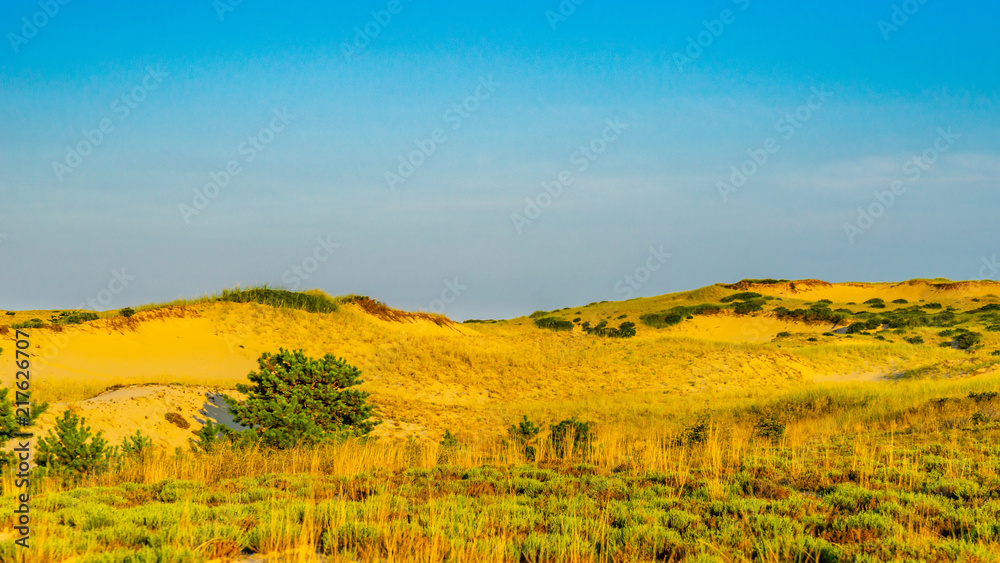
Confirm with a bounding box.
[1,279,997,449]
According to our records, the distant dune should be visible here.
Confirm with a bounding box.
[3,279,999,449]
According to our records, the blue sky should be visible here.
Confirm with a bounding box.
[1,0,998,320]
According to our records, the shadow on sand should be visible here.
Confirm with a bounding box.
[193,392,250,431]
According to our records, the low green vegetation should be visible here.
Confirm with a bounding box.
[216,286,340,313]
[10,318,44,329]
[7,376,1000,560]
[133,284,344,315]
[640,304,721,328]
[534,316,574,331]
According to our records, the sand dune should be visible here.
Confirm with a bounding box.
[2,279,997,450]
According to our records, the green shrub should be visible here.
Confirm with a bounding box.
[437,429,462,464]
[720,292,762,303]
[955,332,982,350]
[968,391,998,403]
[217,285,339,313]
[775,332,791,338]
[922,302,943,310]
[653,313,684,327]
[733,300,764,315]
[440,429,459,449]
[604,321,636,338]
[50,311,100,325]
[905,336,924,345]
[773,306,846,325]
[846,318,883,334]
[892,299,909,304]
[12,319,45,329]
[119,307,135,318]
[534,317,574,331]
[4,311,14,316]
[864,298,886,309]
[116,430,154,462]
[36,410,110,476]
[754,414,785,442]
[189,420,233,454]
[677,415,710,446]
[641,305,720,328]
[549,418,592,459]
[508,415,541,460]
[725,279,787,286]
[970,304,1000,313]
[225,349,380,449]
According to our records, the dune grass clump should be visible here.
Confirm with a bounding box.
[719,291,762,303]
[133,284,342,315]
[217,286,339,313]
[50,311,99,325]
[640,304,721,328]
[533,316,573,331]
[10,318,45,329]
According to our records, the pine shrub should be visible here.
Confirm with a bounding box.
[225,349,380,449]
[508,415,541,461]
[36,410,110,476]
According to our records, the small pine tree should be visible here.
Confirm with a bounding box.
[754,413,786,442]
[440,429,459,449]
[118,430,154,461]
[36,409,109,476]
[189,419,232,454]
[225,349,380,449]
[507,415,541,461]
[437,429,461,464]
